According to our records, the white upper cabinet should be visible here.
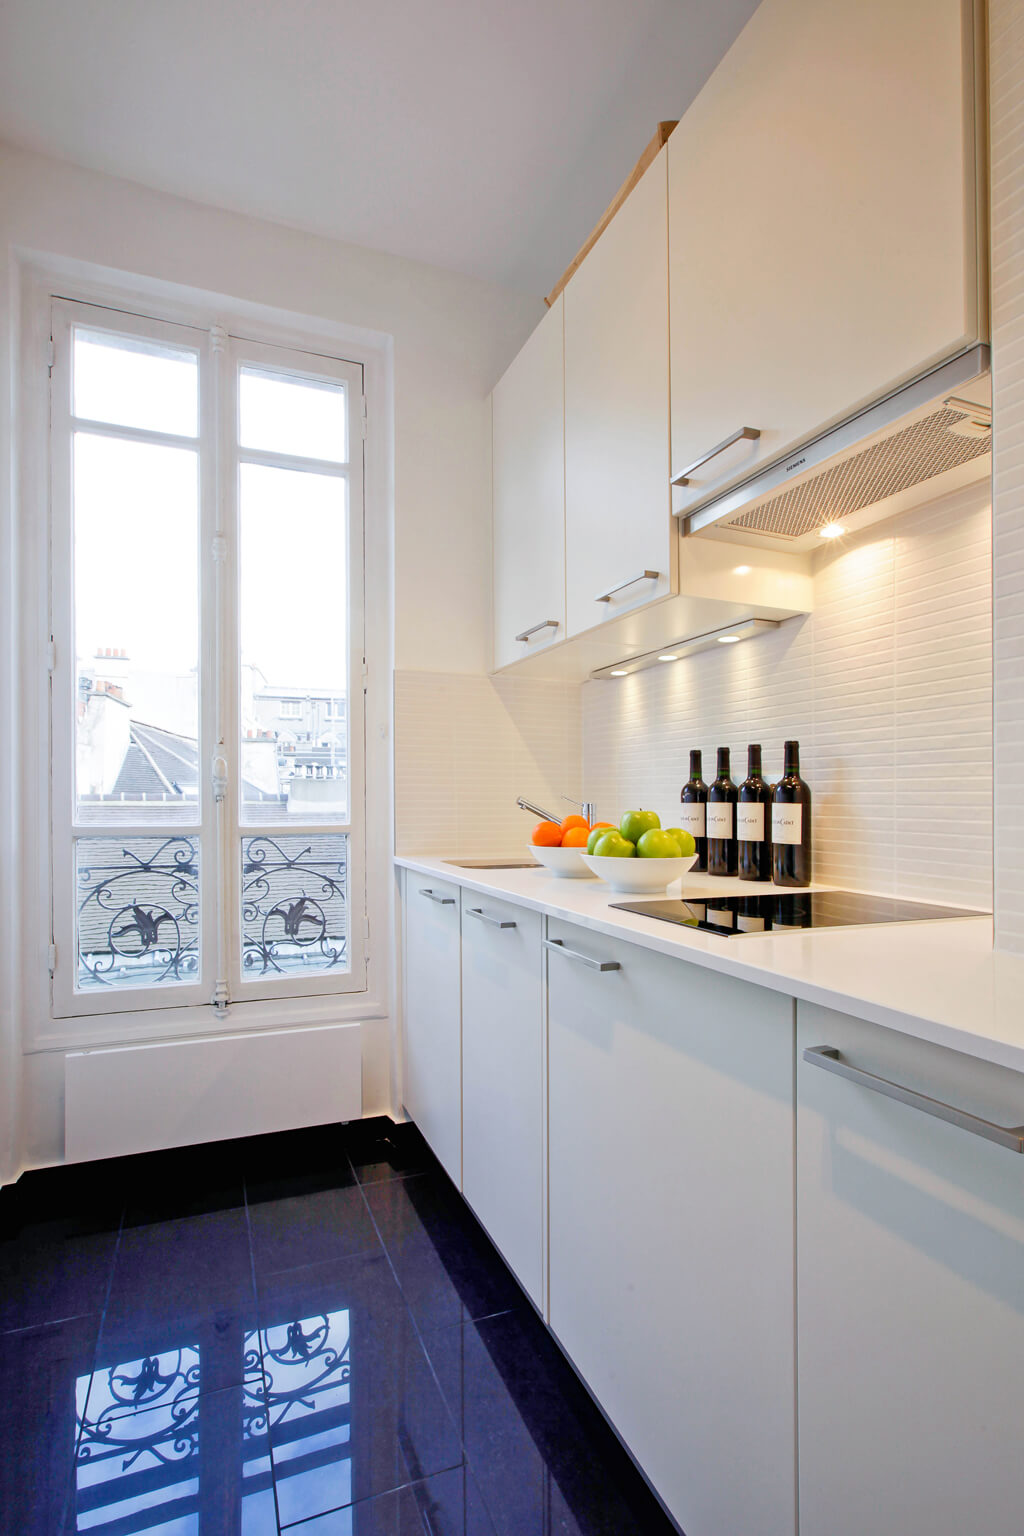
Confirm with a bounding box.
[492,296,566,671]
[564,148,673,639]
[669,0,984,518]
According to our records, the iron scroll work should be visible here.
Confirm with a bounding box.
[75,832,348,989]
[241,832,348,977]
[76,835,200,989]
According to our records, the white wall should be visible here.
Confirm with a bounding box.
[394,671,583,855]
[0,140,541,1180]
[990,0,1024,952]
[582,481,993,909]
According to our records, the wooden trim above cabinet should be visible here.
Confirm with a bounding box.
[544,120,677,308]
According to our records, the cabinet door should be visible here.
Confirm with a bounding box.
[492,296,565,671]
[460,893,544,1308]
[797,1004,1024,1536]
[564,149,673,639]
[547,919,796,1536]
[401,874,462,1186]
[669,0,982,516]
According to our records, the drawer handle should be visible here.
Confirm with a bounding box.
[803,1046,1024,1154]
[515,620,559,643]
[466,907,516,930]
[595,570,660,604]
[544,937,620,972]
[418,888,456,906]
[671,426,761,487]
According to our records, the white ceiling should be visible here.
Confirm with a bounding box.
[0,0,759,295]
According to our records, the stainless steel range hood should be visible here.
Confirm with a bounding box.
[677,345,991,553]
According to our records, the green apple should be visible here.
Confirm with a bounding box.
[664,827,697,858]
[586,826,608,855]
[619,809,660,845]
[594,830,637,858]
[637,828,687,859]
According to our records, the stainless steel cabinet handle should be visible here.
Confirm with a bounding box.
[803,1046,1024,1154]
[418,888,456,906]
[671,426,761,487]
[466,907,516,930]
[544,938,621,972]
[595,570,660,604]
[515,620,559,643]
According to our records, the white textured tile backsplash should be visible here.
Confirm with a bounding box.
[394,671,583,855]
[991,0,1024,950]
[582,481,993,908]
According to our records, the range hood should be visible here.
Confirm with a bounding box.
[678,344,991,553]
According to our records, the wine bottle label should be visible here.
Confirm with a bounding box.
[736,802,765,841]
[706,803,733,838]
[772,804,803,844]
[679,803,706,837]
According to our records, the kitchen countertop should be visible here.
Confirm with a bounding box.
[394,854,1024,1075]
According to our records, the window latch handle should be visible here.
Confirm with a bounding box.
[212,754,228,803]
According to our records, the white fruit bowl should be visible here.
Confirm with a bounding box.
[529,845,596,879]
[581,854,690,893]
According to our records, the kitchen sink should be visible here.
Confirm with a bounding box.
[444,858,538,869]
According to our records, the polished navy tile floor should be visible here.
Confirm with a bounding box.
[0,1118,677,1535]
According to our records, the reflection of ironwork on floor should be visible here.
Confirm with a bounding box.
[241,834,348,977]
[76,835,200,989]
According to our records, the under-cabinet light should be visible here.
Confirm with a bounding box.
[591,618,780,681]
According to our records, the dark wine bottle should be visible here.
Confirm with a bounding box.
[772,740,812,887]
[679,749,709,872]
[707,747,738,876]
[738,743,772,882]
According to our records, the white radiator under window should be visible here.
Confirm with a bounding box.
[64,1022,362,1163]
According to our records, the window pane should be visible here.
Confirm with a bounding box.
[73,433,200,824]
[73,328,198,437]
[239,367,347,462]
[75,835,200,991]
[239,464,348,824]
[241,833,348,980]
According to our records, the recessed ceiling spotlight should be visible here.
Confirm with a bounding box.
[732,564,752,575]
[817,523,844,539]
[717,634,741,644]
[610,668,629,676]
[657,654,678,662]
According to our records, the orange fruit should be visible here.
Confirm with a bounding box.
[562,826,590,848]
[591,821,614,831]
[531,820,563,847]
[560,814,589,835]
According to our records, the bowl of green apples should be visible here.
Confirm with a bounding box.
[581,811,696,893]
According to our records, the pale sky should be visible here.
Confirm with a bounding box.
[72,332,350,710]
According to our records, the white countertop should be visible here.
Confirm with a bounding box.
[394,854,1024,1075]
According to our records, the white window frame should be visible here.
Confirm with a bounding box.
[14,261,392,1053]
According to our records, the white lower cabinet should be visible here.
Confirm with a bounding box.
[460,892,545,1309]
[797,1003,1024,1536]
[546,918,796,1536]
[401,874,462,1186]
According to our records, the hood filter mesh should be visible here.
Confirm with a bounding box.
[724,406,991,540]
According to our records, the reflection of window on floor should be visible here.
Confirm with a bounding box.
[73,1311,350,1533]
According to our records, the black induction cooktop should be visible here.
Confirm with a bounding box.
[609,890,986,936]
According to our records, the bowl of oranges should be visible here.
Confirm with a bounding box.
[529,814,612,878]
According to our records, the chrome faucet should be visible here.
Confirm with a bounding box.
[517,795,598,825]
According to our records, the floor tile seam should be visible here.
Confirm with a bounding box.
[243,1173,286,1535]
[74,1200,127,1481]
[348,1171,475,1471]
[273,1451,471,1533]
